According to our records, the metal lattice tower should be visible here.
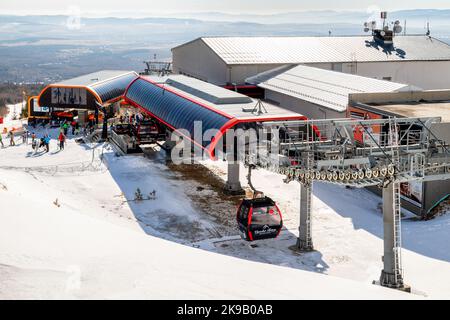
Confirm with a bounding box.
[242,116,450,290]
[390,120,404,287]
[297,150,314,251]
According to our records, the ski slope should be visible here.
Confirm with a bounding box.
[0,103,448,299]
[0,167,415,300]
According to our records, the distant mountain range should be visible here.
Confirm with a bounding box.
[2,8,450,26]
[163,9,450,26]
[0,9,448,83]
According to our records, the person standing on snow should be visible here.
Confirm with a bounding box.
[58,131,66,151]
[44,135,51,153]
[31,132,36,145]
[0,132,4,148]
[63,122,69,136]
[22,130,28,144]
[75,122,80,135]
[8,130,15,146]
[71,120,77,136]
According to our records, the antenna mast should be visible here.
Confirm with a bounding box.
[363,11,403,45]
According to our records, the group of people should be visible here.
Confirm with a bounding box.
[32,134,51,153]
[0,119,81,153]
[119,112,144,126]
[38,119,81,152]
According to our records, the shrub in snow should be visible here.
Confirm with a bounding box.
[135,188,143,201]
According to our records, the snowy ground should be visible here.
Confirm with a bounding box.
[0,103,448,299]
[200,160,450,298]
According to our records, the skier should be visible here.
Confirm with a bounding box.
[0,132,4,148]
[37,136,45,153]
[58,131,66,151]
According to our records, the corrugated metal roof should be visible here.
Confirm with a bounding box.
[166,75,253,104]
[141,75,303,120]
[200,36,450,65]
[248,65,419,112]
[56,70,138,87]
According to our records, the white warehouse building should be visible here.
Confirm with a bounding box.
[246,64,420,119]
[172,35,450,90]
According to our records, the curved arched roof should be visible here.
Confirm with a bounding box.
[38,70,139,106]
[124,75,306,158]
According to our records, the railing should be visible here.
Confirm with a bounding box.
[250,117,450,187]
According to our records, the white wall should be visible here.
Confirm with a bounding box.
[172,39,228,85]
[345,61,450,90]
[265,90,345,120]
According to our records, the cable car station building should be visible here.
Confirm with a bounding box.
[35,70,139,122]
[124,74,307,193]
[30,64,450,291]
[349,90,450,217]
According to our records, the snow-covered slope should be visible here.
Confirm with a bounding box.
[201,160,450,299]
[0,103,446,299]
[0,167,413,300]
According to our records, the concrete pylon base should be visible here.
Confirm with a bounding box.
[380,271,411,292]
[224,182,245,196]
[225,161,245,196]
[295,239,314,252]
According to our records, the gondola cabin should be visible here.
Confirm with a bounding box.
[133,119,162,144]
[236,197,283,241]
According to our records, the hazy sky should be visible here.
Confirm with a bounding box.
[1,0,450,16]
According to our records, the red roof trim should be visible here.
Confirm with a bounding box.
[207,115,308,158]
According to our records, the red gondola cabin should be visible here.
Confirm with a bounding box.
[236,197,283,241]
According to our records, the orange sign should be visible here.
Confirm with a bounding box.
[347,106,383,145]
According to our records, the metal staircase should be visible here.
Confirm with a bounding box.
[389,119,404,287]
[392,181,404,286]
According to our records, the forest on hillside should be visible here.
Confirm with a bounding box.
[0,83,44,117]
